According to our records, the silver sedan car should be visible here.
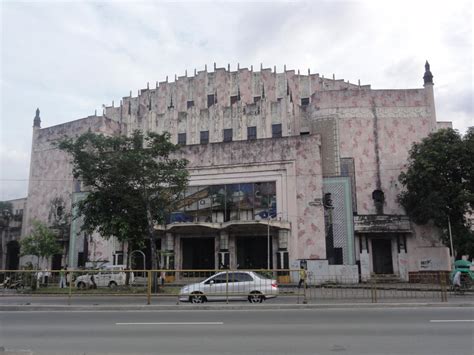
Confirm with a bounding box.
[179,271,279,303]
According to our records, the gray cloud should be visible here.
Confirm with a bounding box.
[1,0,472,200]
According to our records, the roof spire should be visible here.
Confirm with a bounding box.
[33,108,41,128]
[423,60,434,86]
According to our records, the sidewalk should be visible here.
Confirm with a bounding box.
[1,294,473,311]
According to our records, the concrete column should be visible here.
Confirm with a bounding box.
[397,252,409,281]
[218,231,229,269]
[278,230,289,250]
[228,235,237,269]
[1,230,6,270]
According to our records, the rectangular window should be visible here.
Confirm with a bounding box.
[247,126,257,140]
[207,94,215,108]
[187,100,194,109]
[223,128,233,142]
[178,133,186,145]
[77,252,85,268]
[114,252,124,265]
[301,97,310,106]
[253,96,261,103]
[230,95,239,105]
[272,124,282,138]
[200,130,209,144]
[300,131,310,136]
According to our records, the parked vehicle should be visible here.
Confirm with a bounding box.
[75,265,133,289]
[1,277,24,289]
[179,271,278,304]
[450,260,473,294]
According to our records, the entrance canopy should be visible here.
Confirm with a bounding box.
[156,219,291,234]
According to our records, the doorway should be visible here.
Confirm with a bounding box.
[6,241,20,270]
[371,239,393,274]
[236,236,272,269]
[181,238,215,269]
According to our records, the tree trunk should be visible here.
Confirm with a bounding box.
[145,202,159,291]
[125,243,131,286]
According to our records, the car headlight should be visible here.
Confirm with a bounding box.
[180,286,189,294]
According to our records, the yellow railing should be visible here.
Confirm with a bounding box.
[0,269,454,305]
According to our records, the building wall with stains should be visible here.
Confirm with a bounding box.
[24,64,451,274]
[175,134,324,261]
[24,115,122,267]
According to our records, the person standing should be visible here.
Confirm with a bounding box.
[65,265,70,286]
[59,266,66,288]
[298,266,307,288]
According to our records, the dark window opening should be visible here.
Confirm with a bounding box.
[247,126,257,140]
[207,94,215,108]
[200,130,209,144]
[300,131,310,136]
[230,95,239,105]
[187,100,194,109]
[301,97,310,106]
[223,129,233,142]
[334,248,343,265]
[272,124,282,138]
[178,133,186,145]
[77,252,85,268]
[182,237,215,270]
[114,252,124,265]
[253,96,261,103]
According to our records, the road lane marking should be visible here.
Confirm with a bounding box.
[115,322,224,325]
[430,320,474,323]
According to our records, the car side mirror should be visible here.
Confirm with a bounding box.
[209,280,215,285]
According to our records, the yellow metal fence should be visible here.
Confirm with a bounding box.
[0,269,459,304]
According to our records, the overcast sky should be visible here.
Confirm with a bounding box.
[0,0,472,201]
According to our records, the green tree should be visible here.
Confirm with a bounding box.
[0,201,13,214]
[398,128,474,257]
[58,130,189,271]
[20,220,62,269]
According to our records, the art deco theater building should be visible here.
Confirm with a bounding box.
[23,62,451,281]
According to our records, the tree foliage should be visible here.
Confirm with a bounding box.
[398,128,474,256]
[58,130,189,269]
[20,220,62,268]
[0,201,13,214]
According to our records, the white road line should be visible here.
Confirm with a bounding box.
[430,320,474,323]
[115,322,224,325]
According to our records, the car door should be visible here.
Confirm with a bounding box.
[232,272,254,300]
[95,269,109,287]
[203,273,227,300]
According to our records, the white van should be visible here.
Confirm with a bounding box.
[75,265,134,289]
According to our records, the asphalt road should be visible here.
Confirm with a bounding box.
[0,307,473,355]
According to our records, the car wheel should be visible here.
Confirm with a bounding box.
[248,291,264,303]
[77,282,86,289]
[190,292,206,304]
[109,281,117,289]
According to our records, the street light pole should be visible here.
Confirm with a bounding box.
[267,217,270,270]
[448,215,455,265]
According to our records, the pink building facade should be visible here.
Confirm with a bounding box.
[23,62,450,281]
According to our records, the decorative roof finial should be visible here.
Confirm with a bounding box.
[33,108,41,128]
[423,60,434,86]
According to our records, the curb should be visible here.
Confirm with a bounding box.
[1,302,473,312]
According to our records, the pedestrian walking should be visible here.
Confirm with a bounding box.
[59,266,66,288]
[298,266,307,288]
[65,265,70,286]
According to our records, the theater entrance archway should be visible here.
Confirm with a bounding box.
[181,237,215,270]
[236,236,272,269]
